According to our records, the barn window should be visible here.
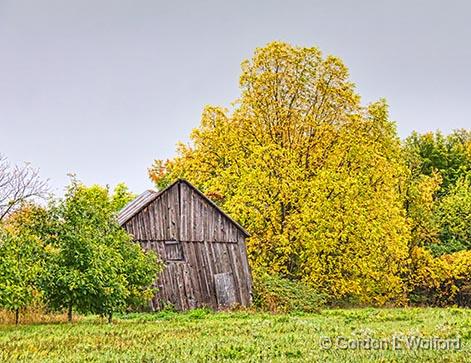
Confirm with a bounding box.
[164,240,184,261]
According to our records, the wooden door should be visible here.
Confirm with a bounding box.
[214,272,237,309]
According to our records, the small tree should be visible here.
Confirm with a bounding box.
[0,208,44,325]
[41,180,160,322]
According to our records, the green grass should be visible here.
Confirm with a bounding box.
[0,308,470,362]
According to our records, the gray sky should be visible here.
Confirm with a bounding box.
[1,0,470,194]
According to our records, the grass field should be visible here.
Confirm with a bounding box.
[0,308,470,362]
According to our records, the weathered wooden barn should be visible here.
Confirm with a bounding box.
[117,179,252,310]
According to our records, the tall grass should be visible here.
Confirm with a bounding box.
[0,306,74,325]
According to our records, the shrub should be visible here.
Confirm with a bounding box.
[406,247,444,305]
[407,247,471,307]
[252,272,326,313]
[440,250,471,306]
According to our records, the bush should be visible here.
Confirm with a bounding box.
[406,247,444,305]
[440,250,471,306]
[252,272,326,313]
[407,247,471,307]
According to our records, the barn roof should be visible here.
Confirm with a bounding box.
[117,179,249,237]
[117,189,158,225]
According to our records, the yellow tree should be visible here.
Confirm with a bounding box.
[150,42,410,305]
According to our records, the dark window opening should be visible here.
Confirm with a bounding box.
[164,240,184,261]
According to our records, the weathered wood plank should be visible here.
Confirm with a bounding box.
[214,272,237,308]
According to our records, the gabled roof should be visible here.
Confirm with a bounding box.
[117,179,250,237]
[117,189,158,225]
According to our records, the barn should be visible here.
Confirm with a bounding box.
[117,179,253,311]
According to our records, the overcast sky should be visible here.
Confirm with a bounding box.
[1,0,470,194]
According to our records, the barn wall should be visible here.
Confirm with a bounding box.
[122,181,252,310]
[179,181,240,243]
[123,182,179,241]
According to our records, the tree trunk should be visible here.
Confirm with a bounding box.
[107,312,113,324]
[67,304,73,322]
[15,308,19,325]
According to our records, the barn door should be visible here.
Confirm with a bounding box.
[214,272,237,309]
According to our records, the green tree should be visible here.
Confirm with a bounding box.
[431,173,471,255]
[403,130,471,253]
[0,206,45,324]
[403,130,471,194]
[41,180,160,322]
[111,183,136,211]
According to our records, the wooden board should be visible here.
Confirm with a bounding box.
[214,272,237,309]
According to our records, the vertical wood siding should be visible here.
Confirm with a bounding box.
[123,181,252,310]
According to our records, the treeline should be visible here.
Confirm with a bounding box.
[149,41,471,307]
[1,42,469,314]
[0,176,160,324]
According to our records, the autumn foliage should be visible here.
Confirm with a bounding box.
[150,42,471,307]
[150,42,407,305]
